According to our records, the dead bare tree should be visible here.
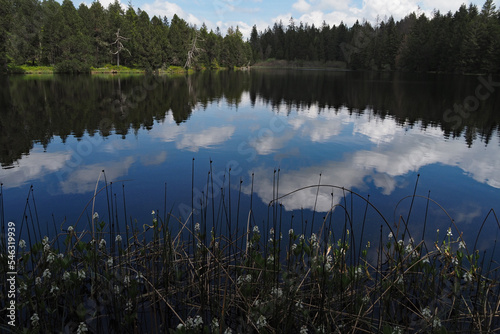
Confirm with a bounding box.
[184,32,204,69]
[110,29,131,67]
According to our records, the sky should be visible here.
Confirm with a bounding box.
[84,0,499,38]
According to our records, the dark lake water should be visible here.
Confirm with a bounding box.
[1,70,500,253]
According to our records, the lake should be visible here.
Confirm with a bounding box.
[1,70,499,254]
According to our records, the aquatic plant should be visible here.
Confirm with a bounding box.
[1,172,499,333]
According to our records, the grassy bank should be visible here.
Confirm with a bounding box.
[5,65,199,75]
[1,179,500,333]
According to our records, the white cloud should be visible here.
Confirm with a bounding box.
[59,157,136,194]
[142,0,203,26]
[150,115,236,152]
[242,106,500,212]
[141,151,167,166]
[0,151,71,189]
[177,126,236,152]
[288,105,345,142]
[293,0,311,12]
[248,132,294,155]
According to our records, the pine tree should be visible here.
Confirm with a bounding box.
[0,0,12,72]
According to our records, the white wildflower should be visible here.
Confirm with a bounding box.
[115,235,122,243]
[295,300,303,309]
[388,232,393,239]
[299,234,305,241]
[16,284,27,296]
[77,322,88,334]
[93,212,99,220]
[395,275,403,285]
[30,313,39,327]
[18,282,27,293]
[99,239,106,250]
[67,225,74,232]
[310,233,319,248]
[300,325,308,334]
[452,257,458,265]
[77,269,86,280]
[47,253,55,263]
[125,300,133,312]
[422,257,430,264]
[237,274,252,285]
[397,240,404,247]
[44,243,50,253]
[447,228,453,237]
[289,228,294,236]
[464,271,473,282]
[392,326,403,334]
[291,243,297,251]
[19,239,26,249]
[271,287,283,298]
[324,261,332,271]
[42,236,49,245]
[124,275,131,285]
[185,315,203,329]
[135,272,144,283]
[310,233,317,243]
[50,284,59,294]
[63,271,71,281]
[35,277,42,286]
[256,315,267,329]
[151,210,155,215]
[114,285,120,294]
[194,223,200,233]
[176,323,184,330]
[58,253,64,259]
[267,254,274,263]
[43,268,51,279]
[223,328,233,334]
[269,228,274,236]
[362,295,370,304]
[253,225,260,234]
[422,307,432,319]
[405,244,413,254]
[212,318,219,329]
[432,317,442,328]
[316,324,326,333]
[458,240,466,249]
[354,266,363,278]
[107,257,113,266]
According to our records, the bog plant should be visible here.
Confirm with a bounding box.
[1,181,500,333]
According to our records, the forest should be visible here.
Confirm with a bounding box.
[0,0,499,73]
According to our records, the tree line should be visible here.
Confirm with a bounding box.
[251,0,500,73]
[0,0,499,74]
[0,0,252,73]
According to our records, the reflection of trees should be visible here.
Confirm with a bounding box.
[249,70,500,146]
[1,71,499,167]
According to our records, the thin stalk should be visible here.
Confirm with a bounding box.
[403,174,420,240]
[311,173,322,237]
